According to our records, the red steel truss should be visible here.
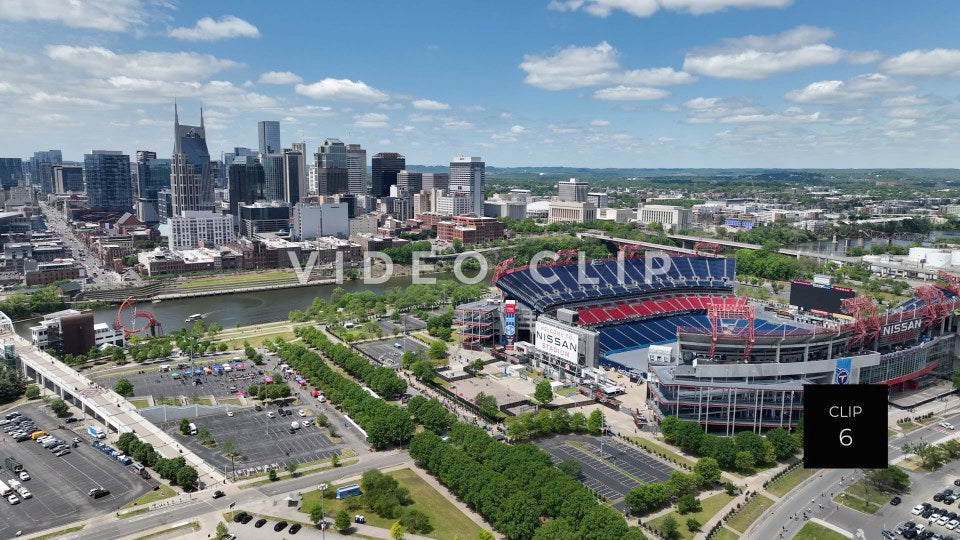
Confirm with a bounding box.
[694,242,721,257]
[914,285,949,331]
[842,295,880,349]
[707,296,755,362]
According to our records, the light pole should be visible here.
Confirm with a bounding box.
[319,482,327,538]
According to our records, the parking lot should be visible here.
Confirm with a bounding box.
[156,407,347,476]
[536,434,675,511]
[94,363,270,399]
[888,466,960,539]
[0,403,151,538]
[356,336,427,366]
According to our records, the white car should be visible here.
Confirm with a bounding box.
[16,487,30,499]
[6,494,18,505]
[913,504,925,515]
[938,515,951,527]
[930,513,941,523]
[945,422,956,430]
[298,409,307,417]
[18,471,29,481]
[266,412,275,419]
[226,411,234,417]
[947,519,959,530]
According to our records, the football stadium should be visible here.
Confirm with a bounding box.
[457,249,960,434]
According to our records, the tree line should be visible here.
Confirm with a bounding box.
[296,326,407,399]
[660,416,799,473]
[116,432,199,491]
[277,335,413,450]
[409,423,647,540]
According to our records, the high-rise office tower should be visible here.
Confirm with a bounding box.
[170,104,214,216]
[227,162,265,217]
[371,152,404,198]
[291,141,307,192]
[83,150,132,210]
[449,156,485,214]
[422,172,448,191]
[281,148,306,205]
[134,150,171,224]
[315,138,348,195]
[0,158,24,190]
[53,164,84,193]
[224,147,258,166]
[258,121,281,154]
[261,154,284,201]
[558,178,589,202]
[397,170,423,193]
[30,150,62,195]
[345,144,367,196]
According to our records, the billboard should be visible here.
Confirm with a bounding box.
[789,281,857,314]
[504,300,517,350]
[535,321,579,363]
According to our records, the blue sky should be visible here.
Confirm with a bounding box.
[1,0,959,168]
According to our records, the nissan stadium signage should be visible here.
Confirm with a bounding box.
[504,300,517,350]
[881,318,922,338]
[535,321,579,363]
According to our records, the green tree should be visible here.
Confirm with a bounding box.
[0,367,27,404]
[428,341,447,360]
[268,469,278,481]
[952,368,960,391]
[215,522,229,540]
[114,378,134,397]
[865,466,909,493]
[734,450,755,472]
[534,379,554,407]
[693,457,721,485]
[677,493,702,514]
[412,361,435,382]
[660,515,680,540]
[475,530,495,540]
[587,409,605,433]
[335,509,351,532]
[179,418,190,436]
[765,427,799,460]
[557,458,582,478]
[286,460,298,476]
[569,412,587,432]
[686,517,701,532]
[176,466,199,491]
[24,384,40,400]
[390,521,405,540]
[331,453,340,467]
[310,505,325,527]
[400,509,432,534]
[50,398,69,417]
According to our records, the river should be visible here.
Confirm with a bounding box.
[14,272,461,339]
[791,230,960,257]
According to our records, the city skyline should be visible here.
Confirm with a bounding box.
[0,0,959,168]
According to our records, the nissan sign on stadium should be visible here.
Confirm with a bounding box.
[881,318,922,338]
[535,321,579,363]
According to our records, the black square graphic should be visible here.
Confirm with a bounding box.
[803,384,888,469]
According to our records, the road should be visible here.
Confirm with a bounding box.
[38,202,123,285]
[57,451,410,540]
[750,410,960,540]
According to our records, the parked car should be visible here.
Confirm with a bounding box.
[289,523,301,534]
[254,518,267,528]
[55,449,70,457]
[7,494,19,504]
[892,496,902,505]
[18,471,29,481]
[240,514,253,524]
[212,490,225,499]
[89,488,110,499]
[298,409,306,417]
[915,505,927,515]
[232,512,248,523]
[274,521,288,532]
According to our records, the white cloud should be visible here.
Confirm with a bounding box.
[258,71,302,85]
[590,119,610,126]
[593,85,670,100]
[29,91,107,108]
[846,50,885,64]
[295,78,389,102]
[547,0,791,17]
[353,112,389,128]
[520,42,620,90]
[169,15,259,41]
[520,41,694,91]
[683,26,844,79]
[548,124,580,134]
[510,124,527,134]
[620,67,696,85]
[881,49,960,76]
[0,0,143,31]
[785,73,911,103]
[443,120,474,130]
[411,99,450,110]
[46,45,241,80]
[881,95,930,107]
[287,105,334,116]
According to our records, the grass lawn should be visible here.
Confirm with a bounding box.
[888,428,898,438]
[793,522,850,539]
[176,271,299,290]
[556,386,580,396]
[188,397,213,405]
[217,397,243,405]
[31,524,85,540]
[767,467,817,498]
[221,330,296,349]
[648,492,735,540]
[129,397,151,408]
[300,468,482,540]
[727,494,774,533]
[131,521,200,540]
[899,421,920,433]
[714,527,740,540]
[154,396,180,406]
[122,484,177,509]
[627,436,697,468]
[919,416,941,425]
[834,480,887,514]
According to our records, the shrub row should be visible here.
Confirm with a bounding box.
[297,326,407,399]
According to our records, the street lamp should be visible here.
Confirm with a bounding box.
[318,482,328,538]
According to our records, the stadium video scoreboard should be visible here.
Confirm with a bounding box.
[789,280,857,315]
